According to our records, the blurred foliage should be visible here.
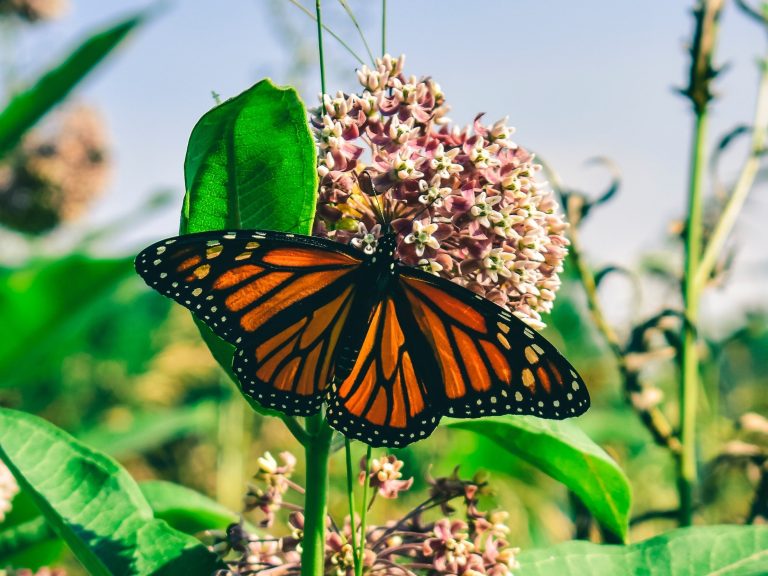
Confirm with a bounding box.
[0,1,765,574]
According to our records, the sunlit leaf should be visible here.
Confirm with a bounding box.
[516,525,768,575]
[448,416,631,542]
[0,408,225,575]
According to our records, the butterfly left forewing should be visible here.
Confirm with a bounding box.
[135,230,364,415]
[398,268,590,420]
[326,295,441,447]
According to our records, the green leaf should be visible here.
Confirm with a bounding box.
[516,525,768,575]
[448,416,631,542]
[0,256,134,385]
[0,515,63,570]
[141,481,245,535]
[180,78,317,412]
[0,408,225,576]
[0,13,144,159]
[78,400,218,458]
[182,78,316,235]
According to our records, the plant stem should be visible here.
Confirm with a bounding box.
[301,414,333,576]
[316,0,326,96]
[345,438,360,576]
[381,0,387,56]
[696,58,768,289]
[677,0,723,528]
[679,106,708,527]
[356,445,372,576]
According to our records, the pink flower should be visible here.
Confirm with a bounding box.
[310,54,568,329]
[360,454,414,499]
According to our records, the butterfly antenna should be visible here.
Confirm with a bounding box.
[358,171,388,227]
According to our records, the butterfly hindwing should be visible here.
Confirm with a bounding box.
[326,295,441,447]
[135,230,364,415]
[398,268,590,420]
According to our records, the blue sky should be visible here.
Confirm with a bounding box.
[15,0,768,321]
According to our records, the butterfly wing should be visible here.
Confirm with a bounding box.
[398,267,590,420]
[135,230,364,415]
[326,294,441,447]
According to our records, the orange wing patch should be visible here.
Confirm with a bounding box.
[240,269,349,332]
[404,288,466,399]
[401,276,487,333]
[328,297,438,447]
[262,247,360,267]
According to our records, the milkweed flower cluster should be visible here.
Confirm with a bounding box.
[0,105,109,234]
[310,55,568,328]
[209,452,521,575]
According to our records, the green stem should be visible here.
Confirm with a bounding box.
[696,58,768,289]
[679,107,708,527]
[316,0,326,96]
[381,0,387,56]
[345,439,360,575]
[356,445,372,576]
[301,415,333,576]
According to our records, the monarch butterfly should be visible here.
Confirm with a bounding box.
[135,218,589,447]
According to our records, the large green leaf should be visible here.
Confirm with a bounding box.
[182,78,317,235]
[0,13,144,159]
[0,408,225,576]
[448,416,631,542]
[179,78,317,412]
[516,525,768,575]
[141,481,245,535]
[0,256,134,385]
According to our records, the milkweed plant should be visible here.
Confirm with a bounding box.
[1,1,768,576]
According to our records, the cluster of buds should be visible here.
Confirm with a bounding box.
[209,452,520,575]
[0,105,110,234]
[243,451,298,527]
[311,55,568,328]
[0,0,67,21]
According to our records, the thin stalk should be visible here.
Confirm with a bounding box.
[338,0,375,65]
[356,445,373,576]
[345,439,361,576]
[679,108,709,527]
[696,58,768,289]
[382,0,387,56]
[301,10,332,573]
[301,414,333,576]
[284,0,365,65]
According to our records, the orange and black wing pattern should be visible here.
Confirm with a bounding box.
[135,230,363,415]
[398,267,590,421]
[326,295,441,447]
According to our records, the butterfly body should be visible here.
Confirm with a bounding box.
[136,228,589,447]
